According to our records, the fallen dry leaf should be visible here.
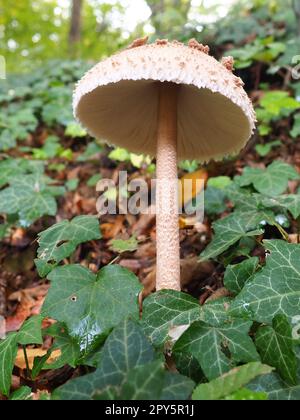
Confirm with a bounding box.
[15,348,62,370]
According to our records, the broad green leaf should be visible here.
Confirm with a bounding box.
[142,290,200,347]
[31,351,53,380]
[87,174,102,187]
[42,265,142,343]
[65,122,86,138]
[116,361,165,400]
[35,216,101,276]
[255,315,297,385]
[207,176,232,190]
[43,323,81,370]
[224,257,259,295]
[110,236,138,254]
[160,372,195,400]
[9,386,32,400]
[173,351,204,383]
[225,388,268,400]
[291,113,300,138]
[204,187,227,215]
[262,195,300,219]
[109,148,130,162]
[199,298,233,327]
[200,212,264,261]
[0,333,18,396]
[192,362,273,400]
[230,240,300,323]
[255,140,281,157]
[173,319,260,380]
[52,319,156,400]
[17,315,43,345]
[237,161,300,196]
[0,172,64,226]
[249,371,300,400]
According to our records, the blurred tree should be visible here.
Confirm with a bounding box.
[146,0,192,37]
[69,0,83,51]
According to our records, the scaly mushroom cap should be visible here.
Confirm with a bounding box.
[73,39,256,162]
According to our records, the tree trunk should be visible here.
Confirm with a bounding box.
[69,0,83,48]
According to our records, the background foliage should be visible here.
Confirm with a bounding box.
[1,0,300,401]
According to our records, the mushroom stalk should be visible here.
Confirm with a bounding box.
[156,83,181,291]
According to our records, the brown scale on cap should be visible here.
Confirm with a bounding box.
[221,56,234,72]
[188,38,210,54]
[156,39,168,46]
[172,40,184,46]
[234,76,245,87]
[127,36,148,49]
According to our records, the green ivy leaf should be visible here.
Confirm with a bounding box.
[262,195,300,219]
[160,371,195,400]
[0,172,64,226]
[0,333,18,396]
[225,388,268,400]
[0,158,44,188]
[115,361,165,400]
[255,140,281,157]
[173,319,260,380]
[204,187,227,215]
[142,290,200,347]
[17,315,43,346]
[110,236,138,254]
[200,212,264,261]
[230,240,300,323]
[9,386,32,401]
[43,323,81,370]
[237,161,300,196]
[192,363,273,400]
[291,113,300,138]
[224,257,259,295]
[255,315,297,385]
[42,265,142,342]
[52,319,156,400]
[35,216,101,276]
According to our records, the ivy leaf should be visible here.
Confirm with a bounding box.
[200,298,233,326]
[204,186,227,215]
[0,333,18,396]
[9,386,32,401]
[173,320,260,380]
[192,363,273,400]
[142,290,200,347]
[110,236,138,254]
[35,216,101,276]
[17,315,43,345]
[0,173,63,226]
[0,158,44,188]
[230,240,300,323]
[43,323,81,370]
[255,315,297,385]
[237,161,300,196]
[52,319,156,400]
[224,257,259,295]
[262,195,300,220]
[225,388,268,400]
[200,212,264,261]
[42,265,142,342]
[116,361,165,400]
[161,372,195,400]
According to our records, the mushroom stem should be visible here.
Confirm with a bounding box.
[156,83,181,291]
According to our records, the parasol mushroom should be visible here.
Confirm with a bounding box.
[73,38,256,292]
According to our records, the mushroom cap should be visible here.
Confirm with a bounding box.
[73,40,256,162]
